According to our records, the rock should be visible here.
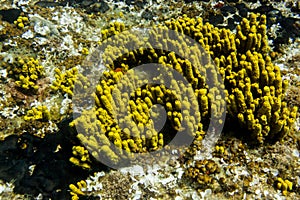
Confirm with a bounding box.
[86,2,110,13]
[0,8,22,23]
[220,6,237,16]
[35,1,67,7]
[142,9,154,20]
[208,14,224,26]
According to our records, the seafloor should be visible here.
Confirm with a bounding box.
[0,0,299,200]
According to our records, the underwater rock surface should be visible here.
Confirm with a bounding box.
[0,118,107,199]
[0,0,299,199]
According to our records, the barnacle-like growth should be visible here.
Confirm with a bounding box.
[184,159,219,188]
[5,57,44,93]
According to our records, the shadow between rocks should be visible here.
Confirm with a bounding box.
[0,118,108,200]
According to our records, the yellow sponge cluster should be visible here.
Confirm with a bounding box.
[6,57,44,92]
[13,16,29,29]
[70,13,298,166]
[276,177,293,196]
[24,105,51,121]
[100,21,126,40]
[50,67,89,97]
[69,146,91,169]
[165,13,298,143]
[71,22,225,165]
[69,180,87,200]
